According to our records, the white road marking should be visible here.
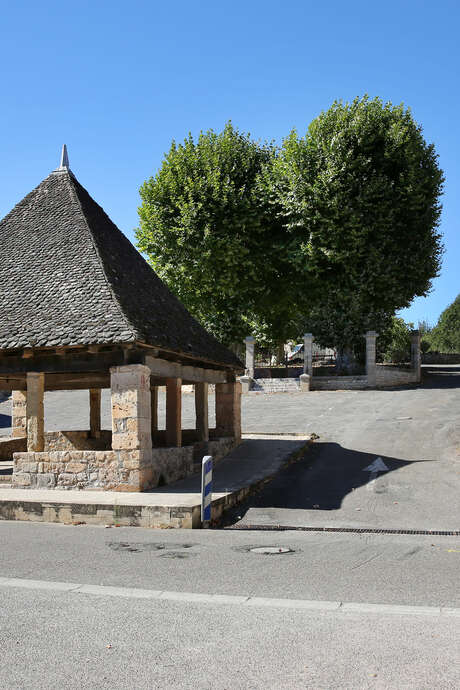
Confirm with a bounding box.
[0,575,458,617]
[363,457,389,490]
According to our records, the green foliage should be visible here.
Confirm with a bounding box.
[378,317,413,363]
[429,295,460,352]
[418,319,433,354]
[136,122,302,345]
[270,96,444,350]
[137,99,444,349]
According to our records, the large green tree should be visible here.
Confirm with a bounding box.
[270,96,444,351]
[137,99,444,352]
[429,295,460,352]
[136,123,302,346]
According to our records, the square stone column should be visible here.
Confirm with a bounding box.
[195,382,209,442]
[299,374,311,391]
[303,333,313,376]
[215,381,241,440]
[244,336,256,379]
[89,389,101,437]
[365,331,378,387]
[166,378,182,447]
[110,365,151,451]
[26,373,44,452]
[151,386,158,441]
[411,330,421,383]
[11,390,27,438]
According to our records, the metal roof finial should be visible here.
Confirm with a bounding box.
[59,144,70,170]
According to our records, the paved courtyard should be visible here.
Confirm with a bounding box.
[1,365,458,532]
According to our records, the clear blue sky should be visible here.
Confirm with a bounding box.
[1,0,458,327]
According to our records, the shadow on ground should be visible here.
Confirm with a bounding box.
[224,442,417,525]
[421,365,460,389]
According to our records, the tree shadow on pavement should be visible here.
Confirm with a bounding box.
[224,442,415,523]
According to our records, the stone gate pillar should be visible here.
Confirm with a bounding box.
[215,381,241,440]
[411,330,421,383]
[303,333,313,376]
[299,333,313,392]
[26,373,44,452]
[365,331,378,387]
[244,336,255,379]
[12,390,27,438]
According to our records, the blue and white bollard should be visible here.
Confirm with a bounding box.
[201,455,213,528]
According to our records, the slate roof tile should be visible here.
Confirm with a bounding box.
[0,167,241,368]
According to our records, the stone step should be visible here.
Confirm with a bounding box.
[251,378,300,393]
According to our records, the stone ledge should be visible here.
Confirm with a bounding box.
[1,436,312,528]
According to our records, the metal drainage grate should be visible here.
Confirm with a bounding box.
[226,525,460,537]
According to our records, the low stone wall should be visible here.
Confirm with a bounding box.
[0,436,26,461]
[312,375,368,390]
[310,366,419,390]
[375,365,418,386]
[12,436,240,492]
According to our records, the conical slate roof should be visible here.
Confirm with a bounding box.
[0,160,241,368]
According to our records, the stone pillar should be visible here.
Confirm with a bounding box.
[195,382,209,442]
[299,374,311,392]
[166,378,182,447]
[151,386,158,440]
[411,330,421,383]
[11,390,27,438]
[365,331,378,387]
[244,336,256,379]
[26,373,44,452]
[89,389,101,437]
[215,381,241,440]
[110,365,151,451]
[303,333,313,376]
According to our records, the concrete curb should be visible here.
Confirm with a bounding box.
[1,576,458,618]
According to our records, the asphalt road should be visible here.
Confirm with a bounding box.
[1,365,459,688]
[229,365,460,531]
[0,523,459,689]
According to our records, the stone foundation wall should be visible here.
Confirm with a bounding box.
[310,367,418,390]
[375,365,418,386]
[13,450,127,490]
[12,437,240,491]
[312,375,369,390]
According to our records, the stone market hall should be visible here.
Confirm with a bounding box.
[0,147,242,491]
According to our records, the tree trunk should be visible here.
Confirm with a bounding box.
[277,341,285,366]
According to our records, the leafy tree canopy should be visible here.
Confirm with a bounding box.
[429,295,460,352]
[137,98,444,350]
[271,96,444,350]
[137,122,302,346]
[377,316,413,363]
